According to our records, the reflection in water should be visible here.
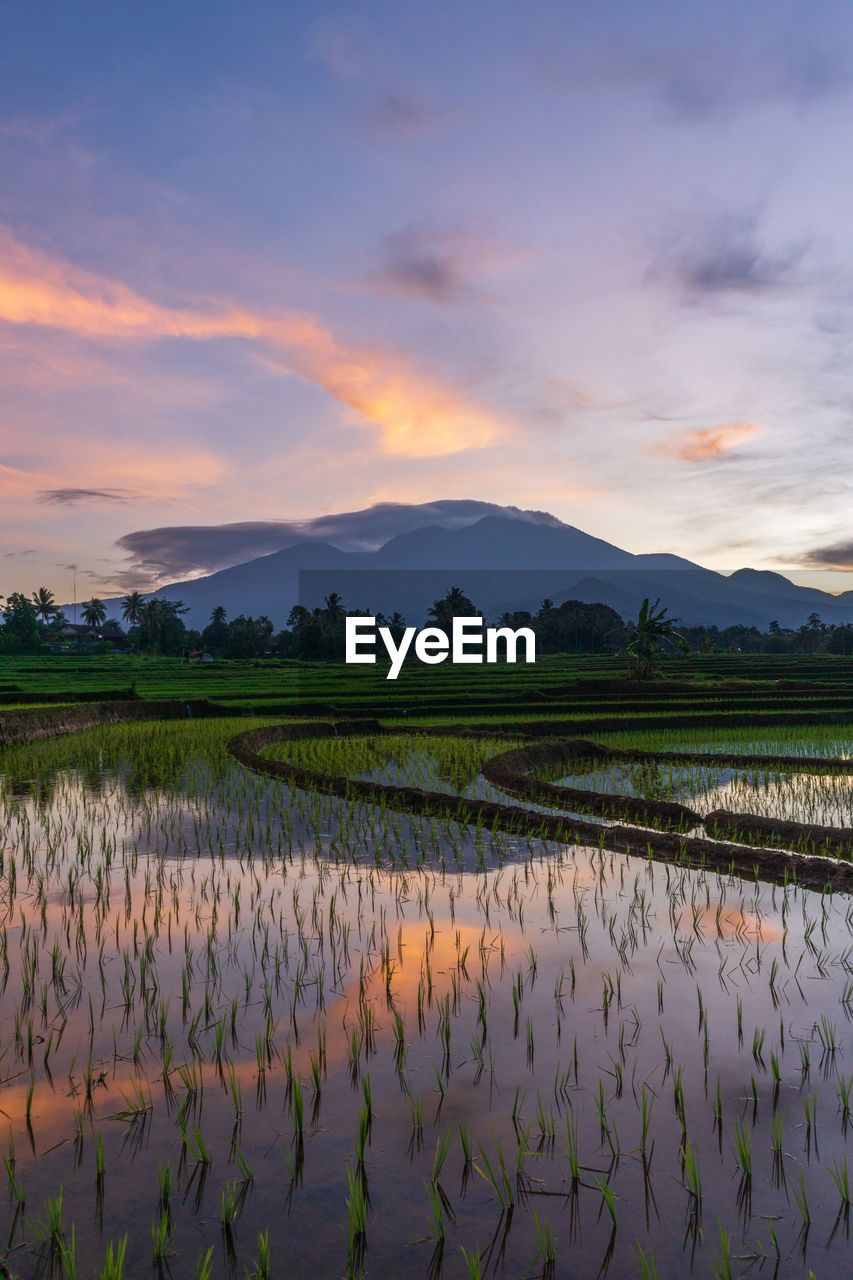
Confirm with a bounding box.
[0,725,852,1278]
[554,761,853,827]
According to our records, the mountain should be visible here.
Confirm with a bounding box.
[726,568,835,608]
[115,500,565,579]
[372,516,641,570]
[132,503,853,632]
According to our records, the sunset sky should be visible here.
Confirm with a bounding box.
[3,0,853,598]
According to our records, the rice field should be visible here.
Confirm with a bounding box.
[2,716,853,1277]
[547,762,853,828]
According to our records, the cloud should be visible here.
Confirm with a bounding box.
[37,487,140,505]
[367,92,445,140]
[655,421,762,462]
[656,43,852,120]
[375,225,465,303]
[371,222,534,304]
[800,540,853,569]
[655,215,808,299]
[537,34,853,122]
[0,437,225,529]
[115,500,564,581]
[0,227,504,457]
[116,521,299,581]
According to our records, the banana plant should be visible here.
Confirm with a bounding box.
[626,596,681,678]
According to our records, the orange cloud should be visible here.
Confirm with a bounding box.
[0,229,504,457]
[656,420,762,462]
[0,438,225,510]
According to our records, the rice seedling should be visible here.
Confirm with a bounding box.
[246,1229,271,1280]
[346,1168,368,1275]
[291,1077,304,1138]
[829,1156,851,1206]
[640,1083,654,1155]
[597,1175,617,1225]
[799,1041,811,1076]
[794,1172,811,1224]
[460,1245,484,1279]
[533,1210,556,1273]
[680,1140,702,1202]
[733,1118,752,1179]
[474,1132,515,1210]
[4,1150,24,1206]
[3,711,853,1277]
[636,1241,658,1279]
[151,1205,172,1260]
[710,1218,733,1280]
[194,1248,215,1280]
[424,1177,445,1241]
[97,1237,127,1280]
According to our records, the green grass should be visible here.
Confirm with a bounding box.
[2,650,852,720]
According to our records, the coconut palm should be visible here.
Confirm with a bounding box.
[81,598,107,629]
[321,593,346,656]
[427,586,478,630]
[32,586,57,624]
[210,605,227,626]
[323,593,344,624]
[121,592,145,626]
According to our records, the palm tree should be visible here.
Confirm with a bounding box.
[32,586,57,624]
[323,593,344,625]
[121,592,145,626]
[626,597,680,678]
[427,586,478,631]
[321,593,346,656]
[81,598,107,629]
[210,605,227,626]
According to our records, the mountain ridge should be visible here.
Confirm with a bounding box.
[73,501,850,632]
[137,506,853,632]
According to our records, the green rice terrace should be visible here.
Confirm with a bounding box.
[1,654,853,1278]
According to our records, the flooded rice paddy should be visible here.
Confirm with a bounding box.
[1,720,853,1278]
[550,762,853,829]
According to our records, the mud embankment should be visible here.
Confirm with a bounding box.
[481,739,701,831]
[0,698,229,748]
[227,722,853,893]
[706,810,853,856]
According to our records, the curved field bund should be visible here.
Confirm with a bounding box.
[3,694,852,891]
[228,720,853,894]
[0,697,227,748]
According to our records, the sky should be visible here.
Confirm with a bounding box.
[3,0,853,600]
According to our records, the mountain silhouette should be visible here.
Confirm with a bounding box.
[120,503,853,632]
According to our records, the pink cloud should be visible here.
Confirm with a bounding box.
[655,420,762,461]
[0,228,505,457]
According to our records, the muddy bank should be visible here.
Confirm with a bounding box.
[0,698,230,747]
[482,739,701,830]
[610,745,853,775]
[227,722,853,893]
[393,710,853,736]
[0,687,138,706]
[706,809,853,856]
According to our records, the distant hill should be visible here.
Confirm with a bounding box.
[114,499,565,576]
[117,502,853,632]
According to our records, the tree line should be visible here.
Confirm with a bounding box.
[3,584,853,663]
[0,589,190,655]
